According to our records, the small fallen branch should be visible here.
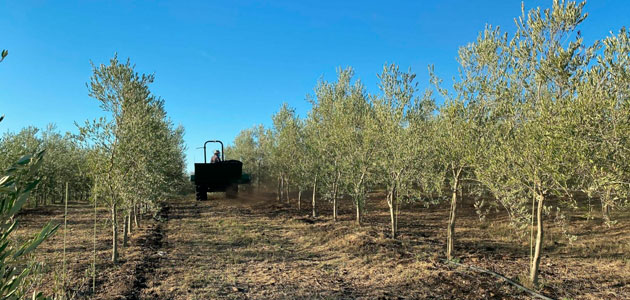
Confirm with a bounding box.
[442,259,555,300]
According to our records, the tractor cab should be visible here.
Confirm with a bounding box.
[191,140,250,200]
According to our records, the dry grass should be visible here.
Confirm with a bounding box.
[11,192,630,299]
[14,202,163,299]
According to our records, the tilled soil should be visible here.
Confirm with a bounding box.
[15,192,630,299]
[15,202,170,299]
[94,219,165,300]
[129,193,629,300]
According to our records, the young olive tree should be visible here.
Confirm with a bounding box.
[290,119,312,211]
[229,128,258,187]
[574,27,630,225]
[338,81,376,225]
[431,25,515,260]
[476,0,596,285]
[234,125,275,190]
[372,64,425,238]
[78,54,157,263]
[270,103,301,203]
[307,68,358,221]
[303,108,325,218]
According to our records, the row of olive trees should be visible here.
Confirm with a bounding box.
[77,54,188,263]
[1,53,188,265]
[0,100,187,265]
[0,125,92,207]
[227,125,274,190]
[228,0,630,286]
[2,48,187,298]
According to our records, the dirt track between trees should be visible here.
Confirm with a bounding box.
[135,194,372,299]
[129,193,540,299]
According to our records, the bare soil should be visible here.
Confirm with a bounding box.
[14,191,630,299]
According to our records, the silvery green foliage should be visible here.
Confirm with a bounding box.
[307,68,376,222]
[308,69,353,201]
[0,141,58,299]
[227,125,273,189]
[573,27,630,225]
[372,64,430,237]
[303,68,367,220]
[460,0,603,285]
[227,128,258,186]
[0,125,92,207]
[80,54,187,208]
[270,103,302,194]
[78,54,187,262]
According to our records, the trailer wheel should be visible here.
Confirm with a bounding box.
[196,185,207,200]
[226,184,238,199]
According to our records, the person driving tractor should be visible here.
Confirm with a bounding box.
[211,150,221,163]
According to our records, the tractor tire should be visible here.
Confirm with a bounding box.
[196,185,207,200]
[226,184,238,199]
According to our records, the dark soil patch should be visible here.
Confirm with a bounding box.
[127,205,168,299]
[94,204,168,300]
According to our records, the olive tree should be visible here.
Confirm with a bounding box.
[228,128,259,188]
[574,27,630,225]
[431,24,515,260]
[475,0,596,285]
[307,68,357,221]
[289,119,312,211]
[372,64,426,238]
[270,103,302,203]
[338,82,376,225]
[303,109,325,217]
[78,54,158,262]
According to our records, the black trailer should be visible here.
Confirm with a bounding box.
[191,140,250,200]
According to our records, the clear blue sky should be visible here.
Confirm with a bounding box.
[1,1,628,172]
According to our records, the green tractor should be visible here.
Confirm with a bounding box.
[191,140,250,200]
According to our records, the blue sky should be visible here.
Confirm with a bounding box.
[1,0,628,172]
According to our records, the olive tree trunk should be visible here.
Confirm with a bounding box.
[529,192,545,286]
[111,202,118,263]
[387,185,398,239]
[332,180,338,222]
[602,188,612,225]
[134,201,140,228]
[276,176,282,201]
[312,175,317,218]
[355,199,362,225]
[123,214,128,247]
[354,172,367,226]
[280,176,284,201]
[297,190,302,211]
[446,177,459,260]
[602,203,611,224]
[128,208,133,233]
[285,177,290,204]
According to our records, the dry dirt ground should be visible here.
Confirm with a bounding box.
[14,202,167,299]
[14,192,630,299]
